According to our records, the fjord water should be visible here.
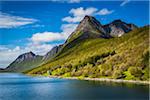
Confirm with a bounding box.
[0,73,149,100]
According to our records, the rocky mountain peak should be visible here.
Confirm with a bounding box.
[83,15,92,20]
[66,15,107,43]
[15,51,36,63]
[42,45,63,61]
[103,19,138,37]
[76,15,105,33]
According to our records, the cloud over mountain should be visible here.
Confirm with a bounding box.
[62,7,114,23]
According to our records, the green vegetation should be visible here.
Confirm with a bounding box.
[26,26,149,81]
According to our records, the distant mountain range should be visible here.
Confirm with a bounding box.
[2,15,149,81]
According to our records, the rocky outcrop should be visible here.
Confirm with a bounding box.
[43,45,63,61]
[103,19,138,37]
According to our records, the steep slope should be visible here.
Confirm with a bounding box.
[66,15,108,44]
[27,26,149,81]
[42,45,63,61]
[5,52,43,72]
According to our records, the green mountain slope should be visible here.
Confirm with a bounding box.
[26,26,149,81]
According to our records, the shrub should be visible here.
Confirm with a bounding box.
[95,59,105,65]
[128,67,143,78]
[140,50,149,69]
[142,67,149,80]
[63,64,72,71]
[63,73,71,77]
[113,70,125,79]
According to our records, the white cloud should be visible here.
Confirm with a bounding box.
[62,7,98,23]
[70,7,97,17]
[25,43,54,55]
[31,32,64,43]
[62,16,82,23]
[0,12,38,28]
[120,0,130,6]
[68,0,80,3]
[61,24,78,38]
[51,0,81,3]
[96,8,114,15]
[62,7,114,23]
[31,23,77,43]
[0,46,23,68]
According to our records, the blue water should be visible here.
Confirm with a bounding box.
[0,73,149,100]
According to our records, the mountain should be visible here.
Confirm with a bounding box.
[5,52,43,72]
[26,16,149,81]
[66,15,108,44]
[103,19,138,37]
[66,16,138,43]
[42,15,111,61]
[55,16,138,57]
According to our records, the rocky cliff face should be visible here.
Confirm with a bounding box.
[43,45,63,61]
[103,19,138,37]
[15,52,36,63]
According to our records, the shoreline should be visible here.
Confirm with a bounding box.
[48,76,150,85]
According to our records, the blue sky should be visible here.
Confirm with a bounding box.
[0,0,149,68]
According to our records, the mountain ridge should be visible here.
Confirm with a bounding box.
[3,15,141,73]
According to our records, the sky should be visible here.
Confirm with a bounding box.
[0,0,149,68]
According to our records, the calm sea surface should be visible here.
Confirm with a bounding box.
[0,73,149,100]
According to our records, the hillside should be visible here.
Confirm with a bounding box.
[5,52,43,72]
[26,20,149,81]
